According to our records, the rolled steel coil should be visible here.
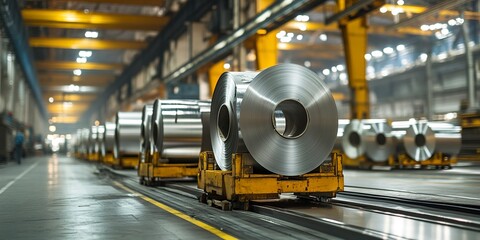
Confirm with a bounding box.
[341,119,367,159]
[88,126,98,155]
[241,64,338,176]
[392,120,461,161]
[101,122,115,157]
[364,121,396,162]
[151,99,210,162]
[211,64,338,176]
[114,112,142,159]
[140,105,154,163]
[210,72,257,170]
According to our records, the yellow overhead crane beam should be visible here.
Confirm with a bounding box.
[283,21,432,36]
[39,73,114,83]
[43,94,97,102]
[278,42,343,52]
[30,38,147,50]
[53,0,165,6]
[36,61,123,71]
[22,9,169,31]
[49,115,80,124]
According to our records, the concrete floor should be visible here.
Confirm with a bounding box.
[344,164,480,206]
[0,155,220,239]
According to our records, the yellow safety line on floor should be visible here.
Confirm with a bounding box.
[113,181,238,240]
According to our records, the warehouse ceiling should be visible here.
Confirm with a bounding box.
[21,0,478,127]
[22,0,177,124]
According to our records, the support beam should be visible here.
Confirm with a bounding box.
[255,0,278,70]
[392,0,471,29]
[36,61,123,71]
[53,0,165,6]
[43,94,97,102]
[283,21,431,36]
[278,42,343,52]
[338,0,382,119]
[30,38,147,50]
[22,9,169,31]
[39,73,114,82]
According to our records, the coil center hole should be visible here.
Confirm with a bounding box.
[415,134,426,147]
[217,104,231,142]
[272,100,308,139]
[376,133,387,145]
[349,132,361,147]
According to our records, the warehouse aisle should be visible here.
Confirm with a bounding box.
[0,155,221,239]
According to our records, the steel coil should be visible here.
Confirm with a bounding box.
[210,72,257,170]
[101,122,115,157]
[114,112,142,159]
[364,121,396,162]
[429,122,462,156]
[393,120,461,160]
[140,105,154,163]
[151,99,210,161]
[88,126,98,155]
[238,64,338,176]
[341,119,367,159]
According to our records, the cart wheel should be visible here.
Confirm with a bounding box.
[242,202,250,211]
[199,193,208,204]
[221,201,232,211]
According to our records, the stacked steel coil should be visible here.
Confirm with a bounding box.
[140,104,154,163]
[335,119,461,162]
[150,99,210,162]
[392,120,461,161]
[114,112,143,159]
[211,64,338,176]
[101,122,115,158]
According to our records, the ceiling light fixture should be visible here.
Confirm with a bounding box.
[85,31,98,38]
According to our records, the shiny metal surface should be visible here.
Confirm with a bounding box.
[151,99,210,161]
[210,72,257,170]
[88,126,98,155]
[151,99,200,151]
[393,120,461,160]
[341,119,366,159]
[364,121,396,162]
[240,64,338,176]
[403,121,436,161]
[101,122,115,157]
[114,112,142,158]
[140,105,154,163]
[430,122,462,156]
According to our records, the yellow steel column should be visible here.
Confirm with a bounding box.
[339,0,370,119]
[208,61,225,97]
[255,0,277,70]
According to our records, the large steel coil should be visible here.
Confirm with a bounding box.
[240,64,338,176]
[211,64,338,176]
[428,122,462,156]
[88,126,98,155]
[114,112,142,159]
[101,122,115,157]
[210,72,257,170]
[341,119,367,159]
[364,121,396,162]
[151,99,210,162]
[140,104,154,163]
[392,120,462,161]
